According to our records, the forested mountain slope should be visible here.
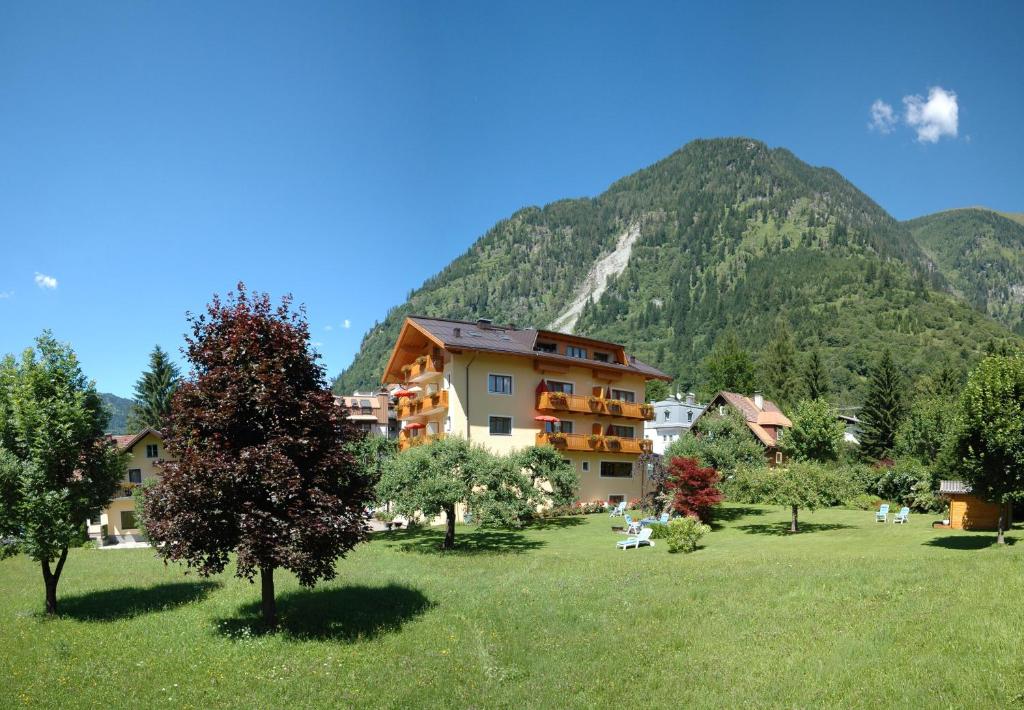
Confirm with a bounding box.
[334,138,1019,401]
[906,208,1024,335]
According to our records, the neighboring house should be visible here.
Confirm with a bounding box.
[644,392,705,455]
[837,412,861,445]
[695,391,793,466]
[382,316,671,505]
[939,480,1002,530]
[87,428,170,544]
[334,390,398,438]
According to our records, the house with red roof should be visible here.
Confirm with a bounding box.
[697,391,793,466]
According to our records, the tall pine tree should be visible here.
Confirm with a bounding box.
[762,322,799,410]
[703,330,757,396]
[802,348,830,400]
[128,345,181,432]
[858,349,904,461]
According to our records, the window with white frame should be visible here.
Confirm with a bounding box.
[581,461,590,472]
[489,416,512,435]
[610,389,635,403]
[128,469,142,484]
[546,380,574,394]
[145,443,159,458]
[487,374,513,395]
[607,424,635,438]
[566,345,587,359]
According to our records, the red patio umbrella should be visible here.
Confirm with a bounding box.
[404,422,425,430]
[534,415,560,423]
[393,389,417,398]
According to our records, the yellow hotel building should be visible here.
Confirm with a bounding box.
[87,428,170,544]
[383,316,671,505]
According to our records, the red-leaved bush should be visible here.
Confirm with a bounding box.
[665,456,722,522]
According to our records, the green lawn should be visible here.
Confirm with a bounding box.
[2,505,1023,708]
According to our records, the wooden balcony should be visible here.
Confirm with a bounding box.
[396,390,449,420]
[536,392,655,420]
[398,431,446,451]
[536,431,653,454]
[403,356,444,384]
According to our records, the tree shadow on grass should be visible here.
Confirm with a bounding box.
[382,527,545,555]
[925,534,1015,550]
[59,581,220,621]
[215,584,433,641]
[737,522,854,536]
[709,506,767,530]
[526,516,587,530]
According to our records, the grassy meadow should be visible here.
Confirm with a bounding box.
[2,504,1023,708]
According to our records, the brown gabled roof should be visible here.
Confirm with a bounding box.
[111,427,164,452]
[384,316,671,383]
[704,391,792,448]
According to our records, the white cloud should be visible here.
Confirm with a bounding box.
[343,319,351,329]
[324,324,334,332]
[0,291,12,299]
[903,86,958,143]
[34,272,57,289]
[312,341,324,348]
[868,99,896,133]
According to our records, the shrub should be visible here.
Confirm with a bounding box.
[665,456,722,522]
[664,516,710,553]
[649,522,670,539]
[845,493,884,510]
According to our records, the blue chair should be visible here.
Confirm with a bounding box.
[893,507,910,524]
[875,504,889,523]
[623,515,642,535]
[641,512,671,527]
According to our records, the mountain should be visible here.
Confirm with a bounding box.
[333,138,1020,402]
[906,208,1024,335]
[99,392,133,435]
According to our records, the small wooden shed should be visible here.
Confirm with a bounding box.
[939,480,1002,530]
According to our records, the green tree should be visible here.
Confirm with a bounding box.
[949,355,1024,544]
[377,439,576,550]
[668,408,765,474]
[859,349,905,461]
[762,462,852,532]
[645,379,670,403]
[0,333,126,614]
[703,330,757,395]
[802,348,830,401]
[127,345,181,432]
[894,396,955,464]
[782,399,845,463]
[762,323,800,409]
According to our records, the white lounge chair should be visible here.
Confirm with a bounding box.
[608,501,627,517]
[617,527,654,550]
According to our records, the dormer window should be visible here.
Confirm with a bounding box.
[535,342,557,353]
[593,352,610,363]
[566,345,587,359]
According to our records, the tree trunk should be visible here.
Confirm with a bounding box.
[997,503,1008,545]
[41,547,69,615]
[260,566,277,628]
[790,505,799,533]
[442,504,456,550]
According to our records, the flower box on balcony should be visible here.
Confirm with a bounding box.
[548,392,569,407]
[604,436,622,449]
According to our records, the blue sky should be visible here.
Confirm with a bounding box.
[2,1,1022,397]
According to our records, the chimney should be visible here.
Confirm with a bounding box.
[453,327,461,338]
[477,318,493,329]
[753,391,764,410]
[686,392,696,405]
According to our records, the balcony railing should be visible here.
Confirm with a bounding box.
[402,356,444,384]
[398,431,446,451]
[396,390,449,420]
[536,392,655,420]
[536,431,653,454]
[116,482,141,499]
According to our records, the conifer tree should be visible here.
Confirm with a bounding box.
[128,345,181,432]
[858,349,904,461]
[703,330,757,395]
[802,349,830,401]
[762,323,799,409]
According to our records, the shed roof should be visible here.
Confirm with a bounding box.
[939,480,972,494]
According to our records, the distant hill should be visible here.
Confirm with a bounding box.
[333,138,1021,403]
[907,208,1024,335]
[99,393,133,435]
